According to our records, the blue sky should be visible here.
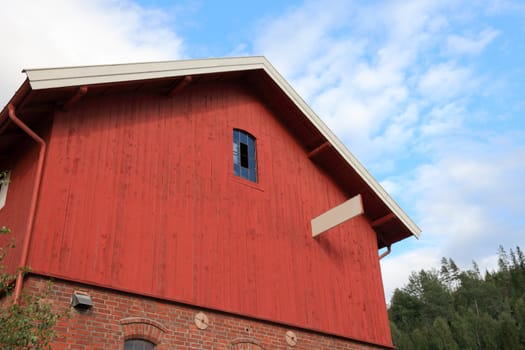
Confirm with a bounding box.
[1,0,524,300]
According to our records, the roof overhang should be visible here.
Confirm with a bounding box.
[0,56,421,246]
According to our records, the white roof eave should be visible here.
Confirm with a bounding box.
[23,56,421,239]
[24,57,267,90]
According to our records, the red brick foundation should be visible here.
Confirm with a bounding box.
[22,276,390,350]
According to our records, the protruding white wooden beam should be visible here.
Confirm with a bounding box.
[311,194,364,238]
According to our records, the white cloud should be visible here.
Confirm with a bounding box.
[380,133,525,299]
[254,0,347,79]
[420,103,465,136]
[418,62,476,101]
[411,139,525,248]
[253,0,468,168]
[381,246,441,300]
[0,0,183,106]
[251,0,525,303]
[446,28,500,55]
[380,179,402,197]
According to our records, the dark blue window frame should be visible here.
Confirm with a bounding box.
[233,129,257,182]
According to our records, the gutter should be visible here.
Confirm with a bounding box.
[7,104,47,303]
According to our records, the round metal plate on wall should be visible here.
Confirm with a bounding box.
[194,312,209,330]
[285,330,297,346]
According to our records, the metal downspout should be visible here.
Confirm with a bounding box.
[7,104,47,303]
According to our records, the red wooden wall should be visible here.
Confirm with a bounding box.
[0,141,41,273]
[26,80,392,346]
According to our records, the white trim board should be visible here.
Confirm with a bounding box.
[311,195,364,237]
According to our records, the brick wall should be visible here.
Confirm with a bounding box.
[23,276,390,350]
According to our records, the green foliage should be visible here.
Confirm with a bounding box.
[389,245,525,349]
[0,228,63,349]
[431,316,459,350]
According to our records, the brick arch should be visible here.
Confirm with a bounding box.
[231,338,264,350]
[120,317,168,344]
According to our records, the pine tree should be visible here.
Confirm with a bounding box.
[389,245,525,349]
[431,317,459,350]
[499,311,523,349]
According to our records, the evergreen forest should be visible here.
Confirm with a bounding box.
[388,246,525,349]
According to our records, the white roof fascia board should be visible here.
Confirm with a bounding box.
[22,56,421,238]
[24,57,267,90]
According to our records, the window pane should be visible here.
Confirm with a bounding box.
[233,143,239,165]
[240,143,249,168]
[241,131,248,144]
[248,170,256,182]
[233,129,257,183]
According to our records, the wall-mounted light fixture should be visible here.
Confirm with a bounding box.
[71,291,93,310]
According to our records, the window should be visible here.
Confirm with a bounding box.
[0,171,10,210]
[124,339,155,350]
[119,317,166,346]
[233,129,257,182]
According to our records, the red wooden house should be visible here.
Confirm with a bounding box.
[0,57,420,349]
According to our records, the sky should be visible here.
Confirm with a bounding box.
[1,0,524,301]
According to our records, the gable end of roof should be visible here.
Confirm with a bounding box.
[14,56,421,241]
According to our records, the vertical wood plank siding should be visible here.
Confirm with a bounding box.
[0,142,41,273]
[28,80,391,346]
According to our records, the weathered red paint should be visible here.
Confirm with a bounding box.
[0,142,41,274]
[8,80,392,346]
